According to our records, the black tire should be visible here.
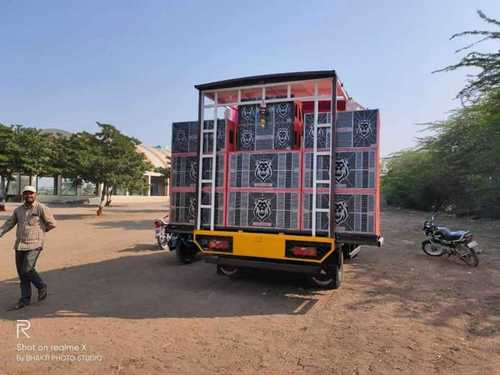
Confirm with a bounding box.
[217,265,241,278]
[422,240,445,257]
[310,252,343,289]
[459,246,479,267]
[175,241,197,264]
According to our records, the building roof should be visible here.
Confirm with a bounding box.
[137,144,171,169]
[195,70,337,91]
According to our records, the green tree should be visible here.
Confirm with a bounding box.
[384,87,500,216]
[384,11,500,217]
[0,125,53,209]
[0,124,14,210]
[434,10,500,102]
[62,123,153,215]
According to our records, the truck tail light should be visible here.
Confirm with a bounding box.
[285,240,330,260]
[208,239,231,251]
[291,246,317,257]
[196,235,233,253]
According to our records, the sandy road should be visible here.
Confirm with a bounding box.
[0,203,499,374]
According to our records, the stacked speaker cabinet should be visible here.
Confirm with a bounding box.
[227,151,301,230]
[301,109,380,237]
[170,120,226,226]
[170,122,199,225]
[334,109,380,236]
[170,103,380,239]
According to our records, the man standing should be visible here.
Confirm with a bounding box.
[0,186,56,310]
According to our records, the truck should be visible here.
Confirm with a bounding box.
[167,70,383,288]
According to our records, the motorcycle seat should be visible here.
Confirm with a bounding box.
[437,227,469,241]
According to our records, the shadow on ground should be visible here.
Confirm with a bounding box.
[118,243,162,253]
[0,252,321,321]
[93,220,154,230]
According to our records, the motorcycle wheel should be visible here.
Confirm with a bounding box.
[157,231,170,250]
[459,246,479,267]
[422,240,445,256]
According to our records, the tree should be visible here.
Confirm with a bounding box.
[0,124,53,210]
[383,88,500,216]
[62,123,153,215]
[434,10,500,102]
[0,124,14,211]
[384,11,500,217]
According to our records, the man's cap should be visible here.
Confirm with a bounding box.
[22,186,37,193]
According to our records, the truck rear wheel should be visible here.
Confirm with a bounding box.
[309,252,343,289]
[217,265,241,278]
[175,241,198,264]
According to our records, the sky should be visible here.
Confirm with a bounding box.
[1,0,499,156]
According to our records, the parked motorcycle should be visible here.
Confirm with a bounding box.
[422,213,481,267]
[154,217,200,263]
[154,216,170,250]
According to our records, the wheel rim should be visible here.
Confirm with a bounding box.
[311,269,334,287]
[459,247,478,267]
[158,233,169,249]
[220,265,239,276]
[424,242,443,256]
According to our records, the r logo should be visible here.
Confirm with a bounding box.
[16,320,31,339]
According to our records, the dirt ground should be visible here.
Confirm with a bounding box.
[0,203,499,375]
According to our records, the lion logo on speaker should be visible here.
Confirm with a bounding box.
[255,160,273,182]
[276,128,290,147]
[335,159,349,183]
[357,120,372,139]
[188,197,197,219]
[240,129,254,148]
[335,201,349,224]
[175,129,188,146]
[240,106,255,122]
[253,198,272,222]
[276,103,290,120]
[189,160,198,182]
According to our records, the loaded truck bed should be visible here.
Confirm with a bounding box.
[167,70,382,288]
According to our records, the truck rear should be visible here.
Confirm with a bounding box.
[168,70,382,288]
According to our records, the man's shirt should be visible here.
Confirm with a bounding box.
[0,201,56,251]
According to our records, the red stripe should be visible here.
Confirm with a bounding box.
[227,187,301,194]
[336,146,376,152]
[229,149,300,156]
[171,186,196,193]
[336,188,376,195]
[171,152,197,157]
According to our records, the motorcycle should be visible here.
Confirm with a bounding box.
[422,213,481,267]
[154,215,170,250]
[154,217,200,264]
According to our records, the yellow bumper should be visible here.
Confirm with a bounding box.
[193,230,335,263]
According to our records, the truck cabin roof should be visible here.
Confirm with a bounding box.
[194,70,349,100]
